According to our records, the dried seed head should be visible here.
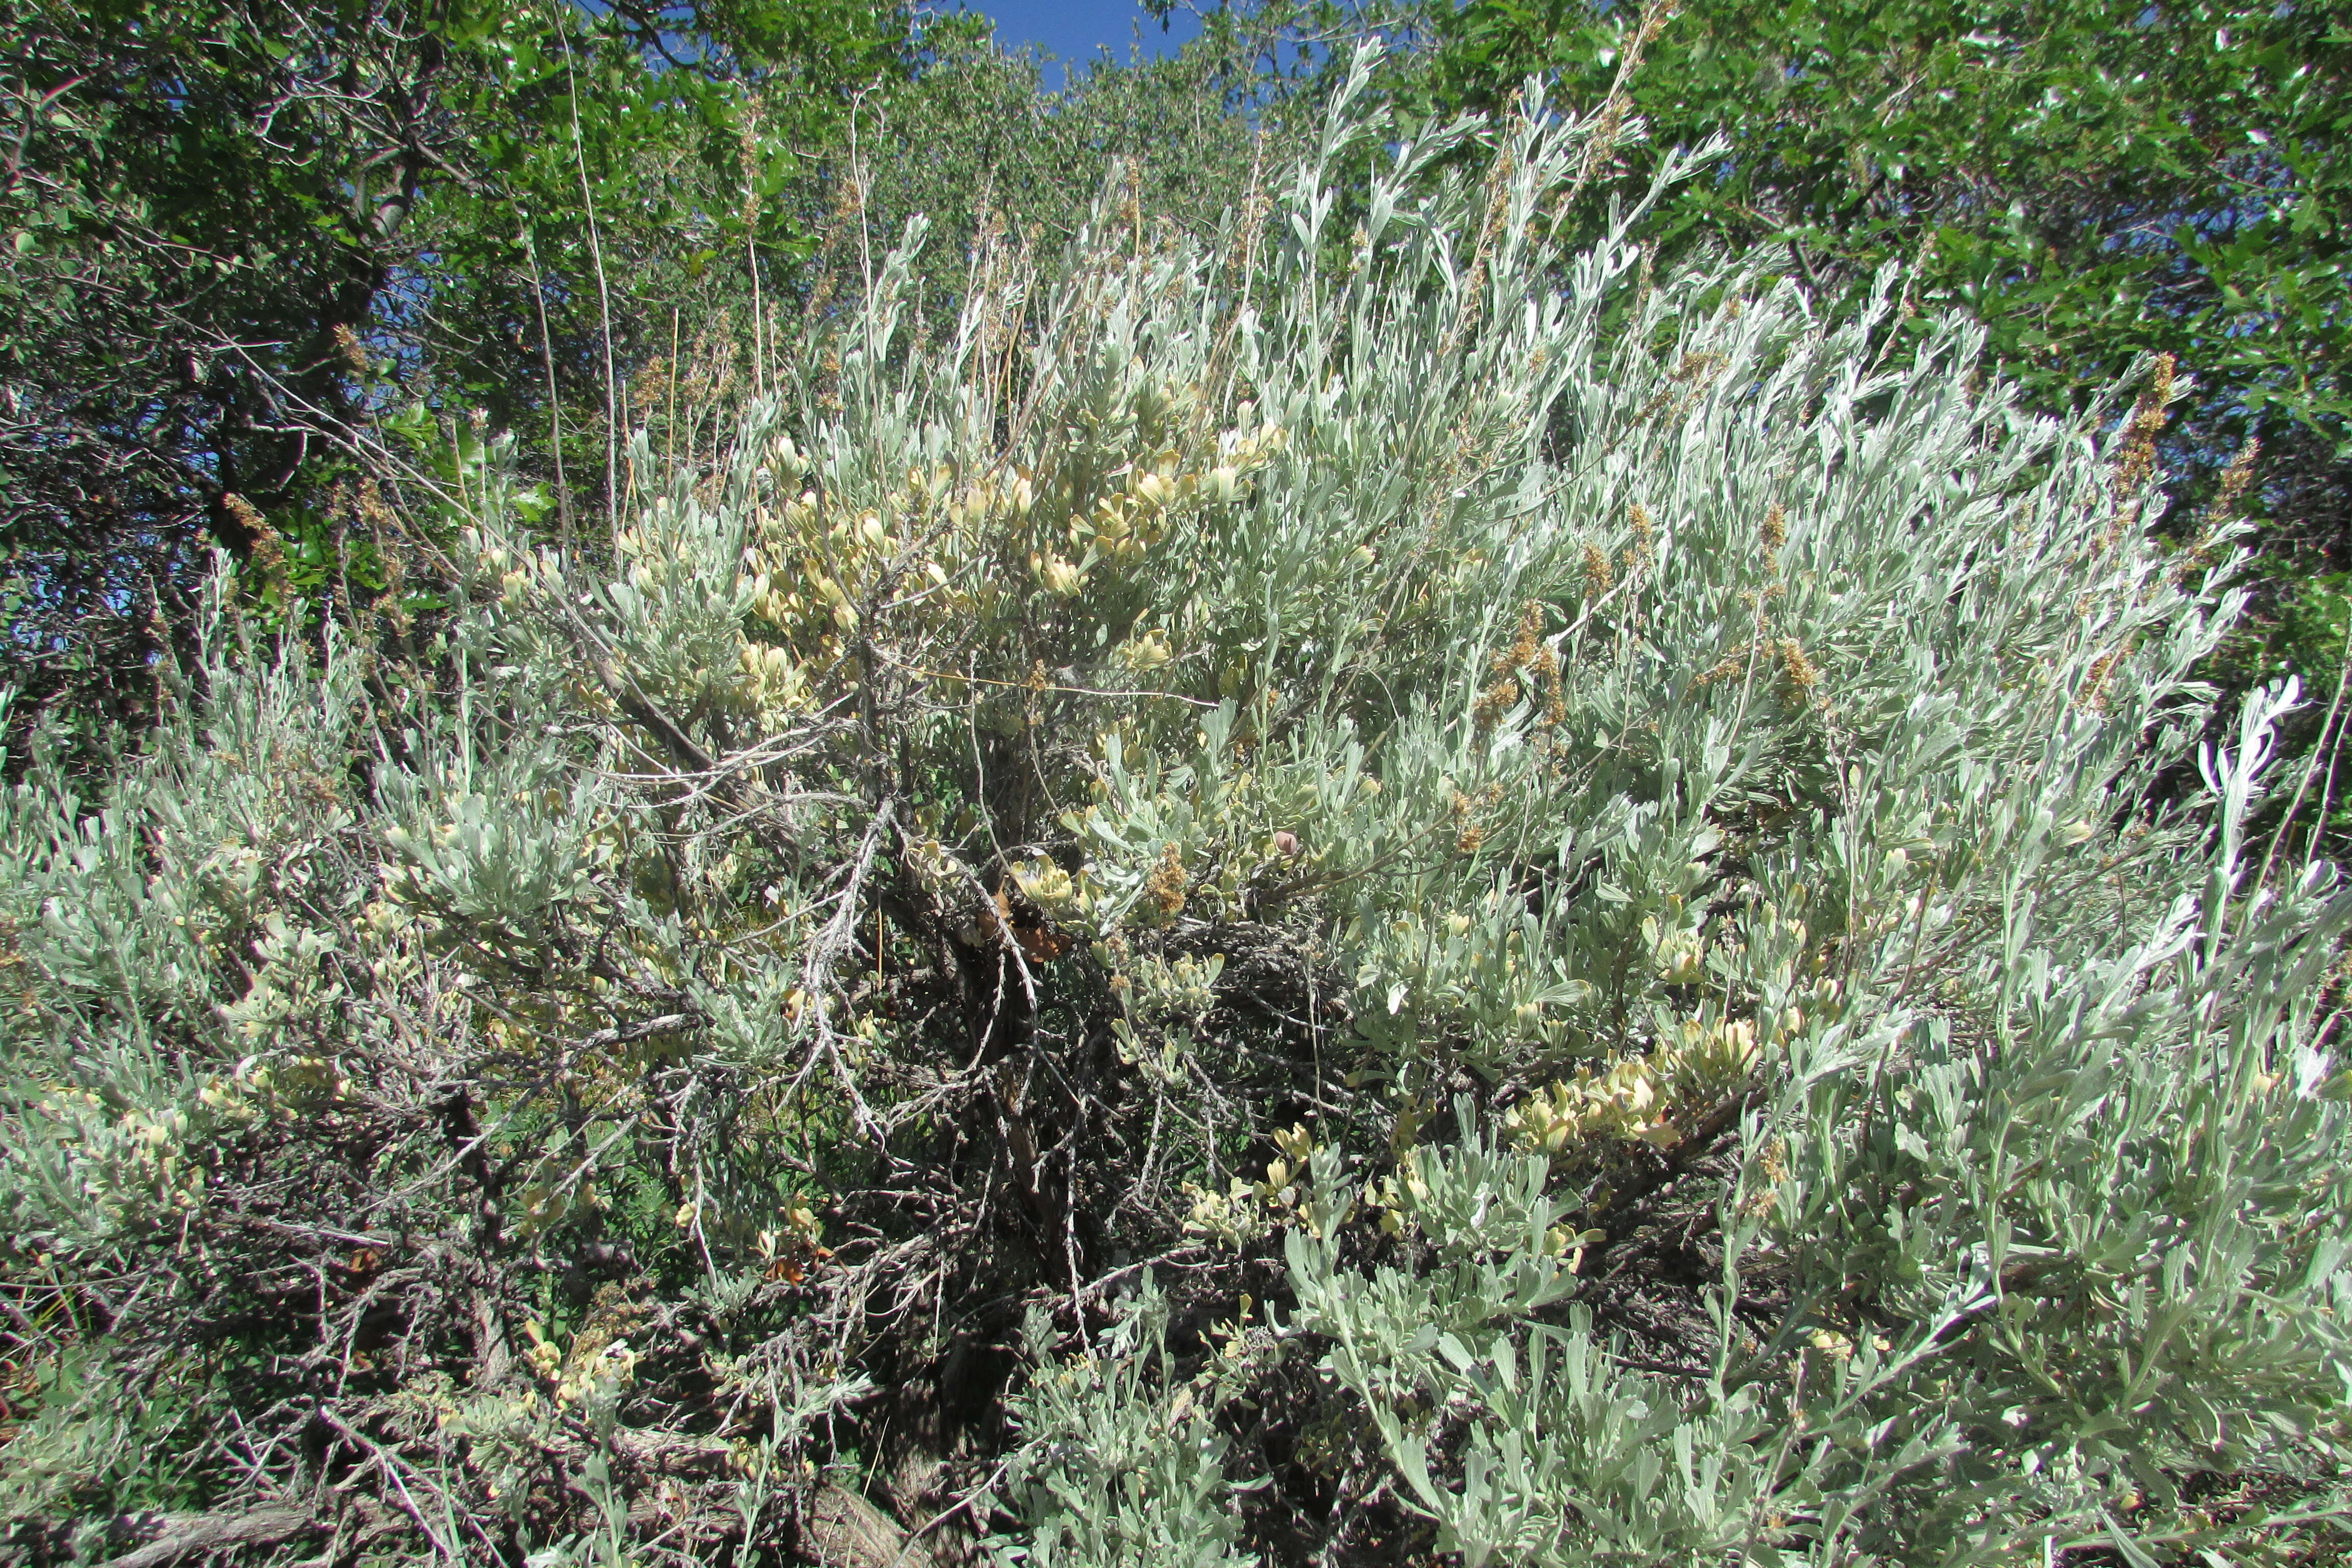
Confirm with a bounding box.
[1145,845,1188,917]
[221,492,266,538]
[1477,604,1552,732]
[1693,643,1750,688]
[1491,610,1538,677]
[353,476,395,534]
[1776,638,1820,693]
[2106,353,2177,525]
[2204,437,2260,524]
[1531,641,1565,728]
[1582,541,1613,594]
[2079,646,2132,711]
[1474,677,1517,734]
[222,492,285,574]
[332,323,370,377]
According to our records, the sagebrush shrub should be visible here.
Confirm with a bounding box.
[3,47,2345,1566]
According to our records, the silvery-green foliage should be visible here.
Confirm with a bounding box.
[745,45,2337,1561]
[0,1349,207,1529]
[826,40,2238,1101]
[375,664,616,945]
[0,575,380,1247]
[1279,687,2352,1565]
[1286,1119,1574,1393]
[469,43,2346,1559]
[992,1282,1255,1568]
[5,39,2348,1566]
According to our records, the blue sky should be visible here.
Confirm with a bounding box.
[956,1,1206,87]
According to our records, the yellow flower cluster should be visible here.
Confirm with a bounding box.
[1505,1058,1687,1155]
[1644,911,1707,984]
[463,526,562,614]
[735,638,808,714]
[511,1177,608,1240]
[1505,1013,1781,1158]
[524,1318,639,1409]
[1183,1179,1271,1245]
[1183,1123,1315,1244]
[198,1053,351,1120]
[1030,416,1286,597]
[40,1088,210,1214]
[1011,856,1082,919]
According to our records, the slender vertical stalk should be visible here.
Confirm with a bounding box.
[561,23,620,540]
[522,226,572,558]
